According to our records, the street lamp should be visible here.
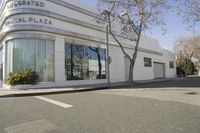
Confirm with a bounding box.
[102,8,127,86]
[106,25,111,86]
[120,12,128,17]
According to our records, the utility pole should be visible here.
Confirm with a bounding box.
[106,25,110,86]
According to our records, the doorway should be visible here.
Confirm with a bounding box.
[153,62,165,79]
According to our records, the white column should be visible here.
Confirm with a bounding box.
[2,42,6,80]
[54,36,65,82]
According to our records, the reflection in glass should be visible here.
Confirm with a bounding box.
[65,43,106,80]
[6,38,55,82]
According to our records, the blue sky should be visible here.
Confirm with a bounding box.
[80,0,200,51]
[1,0,199,51]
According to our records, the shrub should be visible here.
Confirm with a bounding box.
[5,68,39,86]
[176,57,196,77]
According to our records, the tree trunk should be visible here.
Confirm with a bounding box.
[128,27,142,84]
[128,60,135,84]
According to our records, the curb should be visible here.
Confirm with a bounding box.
[0,77,189,98]
[0,86,110,98]
[134,79,173,84]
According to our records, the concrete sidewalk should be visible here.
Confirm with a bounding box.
[0,84,110,97]
[0,78,181,97]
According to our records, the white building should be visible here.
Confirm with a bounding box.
[0,0,176,89]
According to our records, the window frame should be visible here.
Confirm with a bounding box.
[5,38,55,82]
[169,61,174,69]
[144,57,152,67]
[65,43,107,81]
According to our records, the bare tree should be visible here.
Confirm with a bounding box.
[173,35,200,75]
[175,0,200,27]
[98,0,168,83]
[174,35,200,60]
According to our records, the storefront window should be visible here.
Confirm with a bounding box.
[6,38,55,82]
[65,43,106,80]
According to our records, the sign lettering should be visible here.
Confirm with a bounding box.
[7,0,45,9]
[5,17,53,26]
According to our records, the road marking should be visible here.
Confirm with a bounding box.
[34,96,73,108]
[4,119,58,133]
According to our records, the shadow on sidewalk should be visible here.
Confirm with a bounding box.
[124,77,200,89]
[0,77,200,98]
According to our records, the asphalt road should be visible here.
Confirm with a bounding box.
[0,78,200,133]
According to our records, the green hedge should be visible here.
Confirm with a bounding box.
[176,58,196,77]
[5,68,39,86]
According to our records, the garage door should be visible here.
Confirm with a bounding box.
[153,62,165,79]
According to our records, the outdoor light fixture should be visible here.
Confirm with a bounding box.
[120,12,128,17]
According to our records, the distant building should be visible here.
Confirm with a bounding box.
[0,0,176,89]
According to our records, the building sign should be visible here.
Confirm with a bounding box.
[7,0,45,9]
[5,17,53,26]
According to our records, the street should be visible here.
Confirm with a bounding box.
[0,78,200,133]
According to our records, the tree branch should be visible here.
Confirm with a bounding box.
[125,13,140,35]
[132,23,142,60]
[107,13,132,61]
[110,32,132,61]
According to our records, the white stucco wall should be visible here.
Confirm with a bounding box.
[0,0,177,88]
[162,50,177,78]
